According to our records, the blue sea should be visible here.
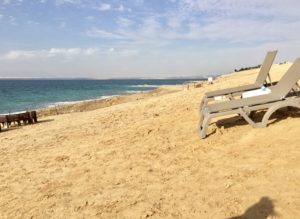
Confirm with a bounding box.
[0,79,201,114]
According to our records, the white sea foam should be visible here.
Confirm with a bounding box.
[129,84,159,88]
[46,95,118,108]
[124,90,143,94]
[0,110,27,115]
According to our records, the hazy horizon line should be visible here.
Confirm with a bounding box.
[0,76,210,80]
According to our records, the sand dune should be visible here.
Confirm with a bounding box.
[0,63,299,218]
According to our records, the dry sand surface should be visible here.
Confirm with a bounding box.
[0,63,299,218]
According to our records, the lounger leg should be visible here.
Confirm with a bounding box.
[198,114,212,139]
[198,96,207,129]
[261,102,300,128]
[199,96,208,114]
[198,95,218,138]
[239,109,263,128]
[199,112,204,126]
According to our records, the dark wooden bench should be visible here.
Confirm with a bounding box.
[18,112,33,124]
[6,114,21,127]
[30,111,37,123]
[0,116,7,132]
[0,111,38,132]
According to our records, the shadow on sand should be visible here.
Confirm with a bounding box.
[0,119,54,133]
[227,197,277,219]
[37,119,55,124]
[215,106,300,130]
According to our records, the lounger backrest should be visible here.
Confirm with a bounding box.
[255,50,277,84]
[271,58,300,99]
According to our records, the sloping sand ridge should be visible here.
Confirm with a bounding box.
[0,63,299,218]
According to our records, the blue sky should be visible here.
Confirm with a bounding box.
[1,0,300,78]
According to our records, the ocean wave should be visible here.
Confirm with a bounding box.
[0,110,27,115]
[124,90,143,94]
[128,84,159,88]
[46,95,118,108]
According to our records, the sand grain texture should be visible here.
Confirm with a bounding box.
[0,63,299,218]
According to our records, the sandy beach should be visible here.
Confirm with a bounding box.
[0,63,299,218]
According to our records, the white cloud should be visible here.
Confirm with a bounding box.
[1,0,24,6]
[135,0,144,6]
[3,50,36,60]
[2,0,11,5]
[116,5,129,12]
[107,47,139,57]
[84,48,98,55]
[117,17,133,28]
[166,15,182,29]
[178,0,300,18]
[118,49,139,57]
[1,48,99,61]
[139,17,162,37]
[0,14,17,25]
[95,3,111,11]
[82,0,300,49]
[3,0,300,78]
[55,0,82,6]
[116,4,124,12]
[85,28,126,39]
[47,48,81,57]
[0,46,141,67]
[8,16,16,25]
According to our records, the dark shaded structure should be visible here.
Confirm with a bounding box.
[0,111,38,132]
[227,197,277,219]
